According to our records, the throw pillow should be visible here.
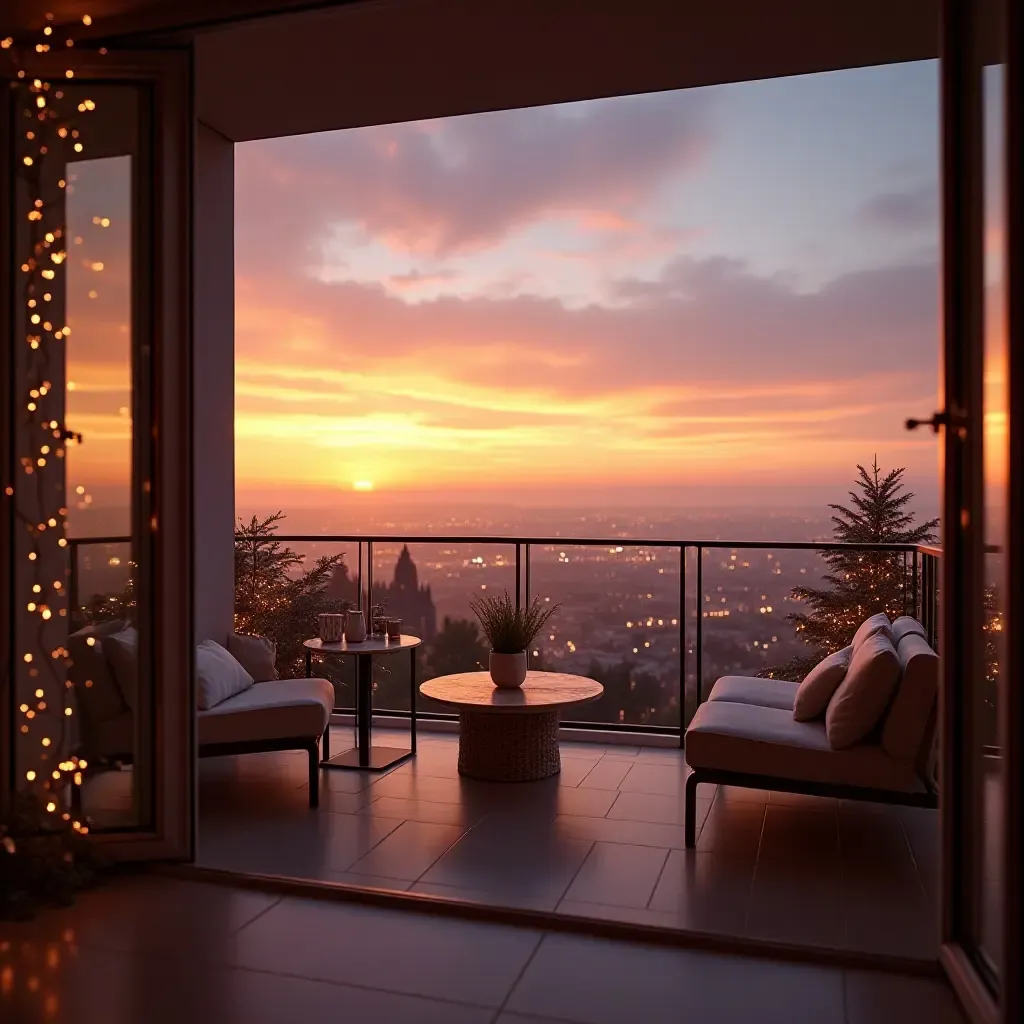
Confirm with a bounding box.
[825,632,901,749]
[102,627,139,711]
[792,646,852,722]
[67,619,128,723]
[196,639,254,710]
[227,633,278,682]
[851,612,894,652]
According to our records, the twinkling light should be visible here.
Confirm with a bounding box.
[5,19,106,830]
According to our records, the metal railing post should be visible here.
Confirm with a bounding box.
[365,539,373,611]
[524,542,531,606]
[515,542,521,609]
[696,546,704,705]
[678,543,686,742]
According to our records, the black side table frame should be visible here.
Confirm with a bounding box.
[304,642,418,772]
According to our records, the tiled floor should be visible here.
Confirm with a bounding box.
[0,874,965,1024]
[184,725,940,961]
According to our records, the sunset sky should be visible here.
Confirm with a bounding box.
[62,60,970,521]
[233,60,944,509]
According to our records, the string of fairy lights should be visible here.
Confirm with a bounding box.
[3,14,106,833]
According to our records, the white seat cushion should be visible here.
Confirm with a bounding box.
[686,700,924,793]
[708,676,798,712]
[198,678,334,746]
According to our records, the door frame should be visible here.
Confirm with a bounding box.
[937,1,1020,1022]
[0,46,195,859]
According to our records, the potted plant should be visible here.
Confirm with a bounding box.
[469,590,559,689]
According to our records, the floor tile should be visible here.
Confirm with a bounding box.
[746,856,845,948]
[617,763,689,796]
[419,820,594,903]
[577,759,634,790]
[0,940,495,1024]
[2,876,279,960]
[555,757,601,787]
[346,821,468,881]
[554,813,692,850]
[768,790,838,811]
[562,842,669,908]
[506,933,844,1023]
[606,791,697,826]
[647,850,755,934]
[695,801,766,853]
[844,970,966,1024]
[714,785,768,804]
[230,896,542,1006]
[757,805,838,861]
[360,795,482,826]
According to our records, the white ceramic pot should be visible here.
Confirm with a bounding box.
[344,609,367,642]
[489,651,528,689]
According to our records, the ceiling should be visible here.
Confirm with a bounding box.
[4,0,947,144]
[195,0,941,143]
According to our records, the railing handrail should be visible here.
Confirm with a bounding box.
[67,534,945,553]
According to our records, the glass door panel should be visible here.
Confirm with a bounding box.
[2,48,193,858]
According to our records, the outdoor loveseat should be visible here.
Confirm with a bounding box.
[683,615,939,847]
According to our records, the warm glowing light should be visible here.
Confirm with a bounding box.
[353,480,374,491]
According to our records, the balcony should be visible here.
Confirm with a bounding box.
[69,534,942,962]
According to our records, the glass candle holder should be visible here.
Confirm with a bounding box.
[386,617,402,640]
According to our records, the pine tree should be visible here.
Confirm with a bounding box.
[766,458,938,680]
[234,512,348,678]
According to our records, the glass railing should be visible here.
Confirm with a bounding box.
[68,532,944,736]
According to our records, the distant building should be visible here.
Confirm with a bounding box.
[325,546,437,639]
[373,546,437,639]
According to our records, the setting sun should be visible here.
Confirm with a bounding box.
[353,480,374,491]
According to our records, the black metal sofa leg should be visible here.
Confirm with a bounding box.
[685,771,700,848]
[307,742,320,808]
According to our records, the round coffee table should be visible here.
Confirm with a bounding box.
[419,671,603,782]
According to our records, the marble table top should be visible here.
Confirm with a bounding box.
[420,671,603,714]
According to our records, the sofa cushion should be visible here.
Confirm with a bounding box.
[228,633,278,682]
[198,678,334,746]
[825,633,901,749]
[793,646,852,722]
[68,619,128,724]
[708,676,798,712]
[891,616,928,646]
[851,613,894,651]
[882,633,939,764]
[102,627,139,710]
[196,640,254,710]
[686,700,924,793]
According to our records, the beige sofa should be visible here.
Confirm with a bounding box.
[68,621,333,808]
[683,617,939,847]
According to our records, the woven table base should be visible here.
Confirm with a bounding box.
[457,709,561,782]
